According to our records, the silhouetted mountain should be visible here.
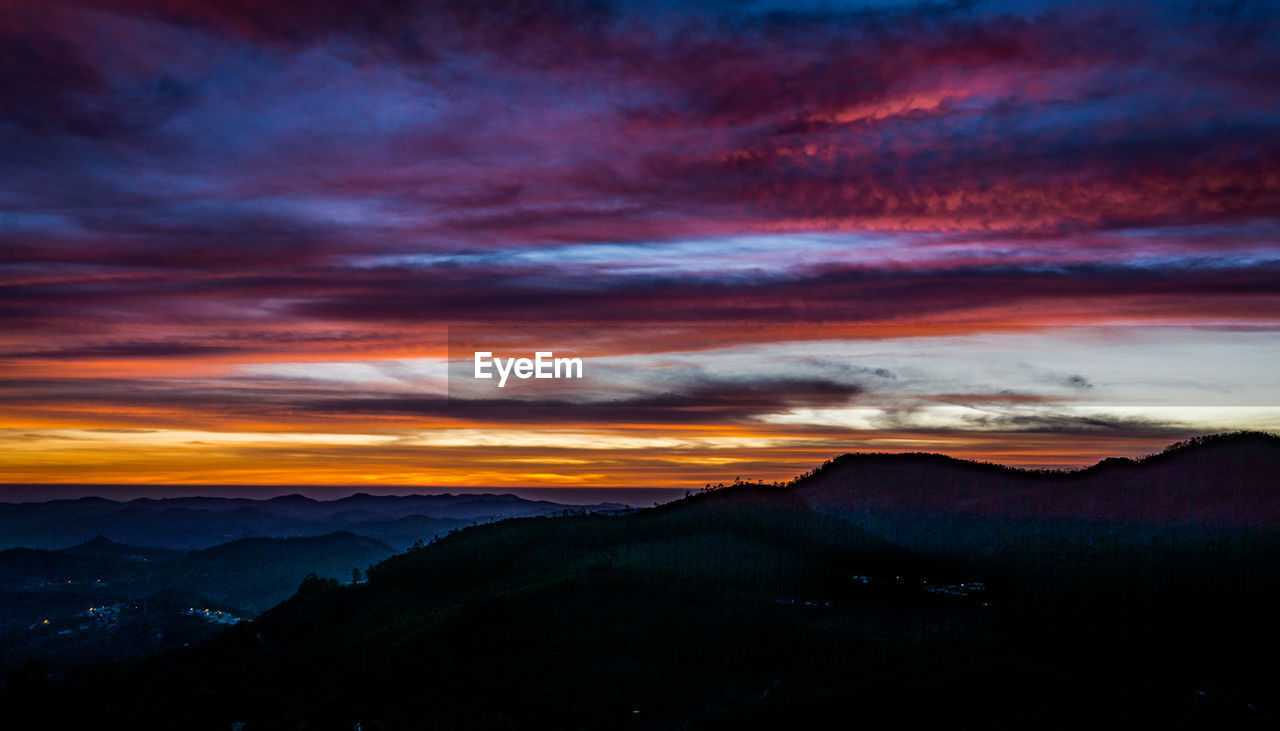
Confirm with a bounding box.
[170,532,394,611]
[0,537,179,590]
[794,431,1280,526]
[61,536,180,562]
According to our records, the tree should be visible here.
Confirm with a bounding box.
[298,572,338,595]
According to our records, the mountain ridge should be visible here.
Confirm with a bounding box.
[790,431,1280,526]
[0,492,628,551]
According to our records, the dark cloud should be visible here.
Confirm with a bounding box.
[1062,374,1093,390]
[2,256,1277,339]
[0,371,1197,441]
[285,260,1280,326]
[3,341,248,360]
[0,8,102,123]
[948,410,1188,437]
[0,372,863,426]
[313,376,865,425]
[0,0,1274,276]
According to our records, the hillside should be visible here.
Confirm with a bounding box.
[0,532,396,675]
[6,434,1280,729]
[17,492,976,729]
[794,431,1280,526]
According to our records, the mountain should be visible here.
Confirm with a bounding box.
[0,537,178,589]
[60,536,180,562]
[793,431,1280,526]
[174,532,394,611]
[0,532,393,618]
[0,493,628,551]
[25,490,967,729]
[7,434,1280,729]
[0,532,396,677]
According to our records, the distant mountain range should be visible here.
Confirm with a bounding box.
[0,492,631,551]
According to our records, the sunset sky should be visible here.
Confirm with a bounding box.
[2,0,1278,490]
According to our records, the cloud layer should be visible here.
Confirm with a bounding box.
[1,0,1278,486]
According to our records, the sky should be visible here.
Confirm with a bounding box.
[1,0,1278,490]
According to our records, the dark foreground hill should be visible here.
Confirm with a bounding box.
[6,434,1280,729]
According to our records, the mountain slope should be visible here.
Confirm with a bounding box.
[794,431,1280,526]
[9,434,1280,729]
[32,491,966,730]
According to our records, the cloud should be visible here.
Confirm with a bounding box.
[310,375,867,425]
[2,1,1277,239]
[0,367,867,427]
[2,255,1277,352]
[1,1,1277,480]
[284,260,1280,329]
[1062,374,1093,390]
[3,341,248,360]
